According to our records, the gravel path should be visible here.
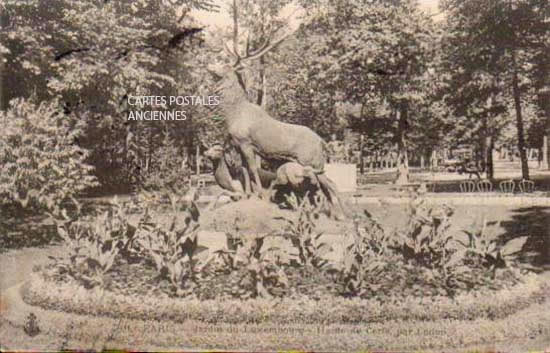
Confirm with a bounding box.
[0,245,63,292]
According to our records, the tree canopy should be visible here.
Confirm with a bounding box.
[1,0,549,197]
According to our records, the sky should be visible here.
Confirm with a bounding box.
[420,0,440,13]
[191,0,443,29]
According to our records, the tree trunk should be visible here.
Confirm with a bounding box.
[511,51,530,180]
[542,135,549,170]
[395,106,409,185]
[256,55,266,107]
[196,144,200,176]
[431,150,438,170]
[486,136,494,180]
[540,99,550,170]
[535,46,550,170]
[359,134,364,174]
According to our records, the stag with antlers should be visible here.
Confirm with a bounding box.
[207,29,348,219]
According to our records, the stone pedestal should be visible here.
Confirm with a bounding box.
[325,163,357,192]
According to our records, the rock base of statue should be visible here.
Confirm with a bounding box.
[200,197,351,235]
[324,163,357,192]
[198,197,353,262]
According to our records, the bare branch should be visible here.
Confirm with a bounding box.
[224,0,306,66]
[54,48,91,61]
[55,27,203,62]
[232,0,240,59]
[241,30,292,62]
[223,41,239,62]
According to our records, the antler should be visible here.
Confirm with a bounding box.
[223,29,291,67]
[223,0,296,67]
[223,41,240,63]
[232,0,240,61]
[240,30,292,62]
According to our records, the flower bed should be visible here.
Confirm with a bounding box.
[13,192,550,351]
[23,271,546,325]
[29,192,545,330]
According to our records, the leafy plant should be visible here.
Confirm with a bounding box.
[333,209,395,296]
[136,193,206,297]
[392,195,458,271]
[335,194,473,297]
[457,217,529,275]
[276,192,333,268]
[23,312,40,337]
[211,216,290,299]
[48,197,138,288]
[232,233,289,299]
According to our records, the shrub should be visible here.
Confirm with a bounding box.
[47,197,139,289]
[333,209,398,297]
[393,195,456,270]
[41,190,533,302]
[227,231,290,299]
[204,215,291,299]
[334,193,529,297]
[136,192,207,297]
[276,192,332,269]
[0,98,98,211]
[458,217,529,275]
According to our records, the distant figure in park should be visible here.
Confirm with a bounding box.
[327,134,346,163]
[457,158,481,179]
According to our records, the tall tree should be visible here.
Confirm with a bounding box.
[1,0,218,190]
[441,0,550,179]
[299,0,437,184]
[220,0,296,107]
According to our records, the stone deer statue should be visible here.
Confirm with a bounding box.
[207,34,348,218]
[205,142,320,208]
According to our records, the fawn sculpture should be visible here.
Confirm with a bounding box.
[204,141,276,197]
[207,34,347,218]
[205,143,323,208]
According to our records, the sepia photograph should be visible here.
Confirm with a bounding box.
[0,0,549,352]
